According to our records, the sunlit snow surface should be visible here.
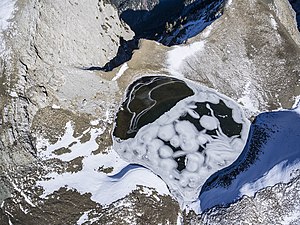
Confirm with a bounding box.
[0,0,16,30]
[113,76,250,202]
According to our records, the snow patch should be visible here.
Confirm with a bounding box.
[293,95,300,115]
[6,174,36,207]
[112,63,128,81]
[167,41,205,77]
[227,0,233,6]
[239,160,300,197]
[51,104,60,109]
[36,121,170,206]
[281,205,300,225]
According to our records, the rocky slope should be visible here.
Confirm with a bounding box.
[0,0,300,224]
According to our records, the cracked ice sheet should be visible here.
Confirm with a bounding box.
[36,121,170,205]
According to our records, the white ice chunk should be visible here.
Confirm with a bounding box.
[199,115,219,130]
[160,158,177,171]
[158,145,174,158]
[179,134,199,153]
[138,125,159,144]
[147,139,164,153]
[231,138,244,151]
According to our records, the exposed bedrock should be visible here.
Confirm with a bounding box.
[0,0,300,223]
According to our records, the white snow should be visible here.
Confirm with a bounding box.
[77,210,91,225]
[90,119,99,126]
[0,0,16,55]
[167,41,205,77]
[292,95,300,113]
[0,0,16,31]
[239,160,300,197]
[199,115,219,130]
[237,81,260,114]
[113,78,250,202]
[112,63,128,81]
[227,0,233,6]
[281,205,300,225]
[36,121,170,206]
[269,14,278,30]
[51,104,60,109]
[6,174,36,207]
[201,24,213,39]
[9,91,18,98]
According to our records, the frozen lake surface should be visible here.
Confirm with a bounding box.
[113,75,250,203]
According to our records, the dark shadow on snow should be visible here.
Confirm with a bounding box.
[85,0,225,72]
